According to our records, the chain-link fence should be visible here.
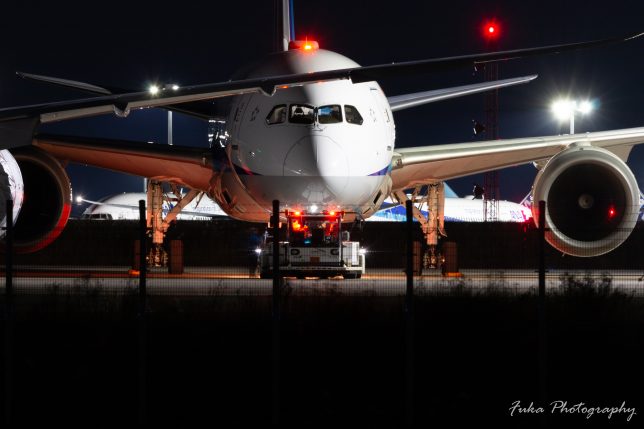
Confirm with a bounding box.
[2,200,644,425]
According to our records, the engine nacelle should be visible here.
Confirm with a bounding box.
[0,147,72,253]
[532,144,639,257]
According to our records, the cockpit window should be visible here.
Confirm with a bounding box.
[289,104,316,124]
[345,105,363,125]
[266,104,287,125]
[317,105,342,124]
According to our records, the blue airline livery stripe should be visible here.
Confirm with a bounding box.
[368,164,391,176]
[231,163,390,177]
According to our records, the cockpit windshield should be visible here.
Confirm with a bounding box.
[266,104,287,124]
[267,103,361,126]
[289,104,316,124]
[317,105,342,124]
[345,105,363,125]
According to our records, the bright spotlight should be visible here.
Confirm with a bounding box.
[551,97,595,134]
[578,100,593,114]
[75,195,84,204]
[148,85,160,95]
[551,99,574,121]
[171,84,179,91]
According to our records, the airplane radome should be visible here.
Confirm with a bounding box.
[0,0,644,258]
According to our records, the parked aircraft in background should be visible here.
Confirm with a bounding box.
[79,183,532,223]
[77,193,226,220]
[369,184,532,223]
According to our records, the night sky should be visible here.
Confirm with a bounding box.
[2,0,644,216]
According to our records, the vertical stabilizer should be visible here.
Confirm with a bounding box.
[275,0,294,51]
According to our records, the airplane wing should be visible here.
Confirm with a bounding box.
[16,71,222,120]
[21,71,537,117]
[1,31,640,151]
[390,127,644,191]
[387,75,537,111]
[33,134,216,192]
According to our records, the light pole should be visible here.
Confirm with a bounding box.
[551,99,593,134]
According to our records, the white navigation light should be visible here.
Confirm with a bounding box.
[171,84,179,91]
[75,195,83,204]
[148,84,160,95]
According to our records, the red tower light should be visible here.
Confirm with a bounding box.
[483,21,500,40]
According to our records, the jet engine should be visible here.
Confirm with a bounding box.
[532,144,639,257]
[0,147,72,253]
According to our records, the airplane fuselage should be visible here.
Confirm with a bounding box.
[210,48,395,222]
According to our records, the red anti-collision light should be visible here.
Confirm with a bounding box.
[288,40,320,51]
[483,21,500,39]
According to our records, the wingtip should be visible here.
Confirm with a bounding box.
[624,31,644,41]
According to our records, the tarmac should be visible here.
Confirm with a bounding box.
[2,266,643,296]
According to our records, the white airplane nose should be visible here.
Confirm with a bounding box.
[283,135,349,198]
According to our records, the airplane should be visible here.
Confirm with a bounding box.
[0,0,643,258]
[371,192,533,224]
[77,182,533,223]
[77,192,226,221]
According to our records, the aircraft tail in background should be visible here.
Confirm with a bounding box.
[275,0,295,51]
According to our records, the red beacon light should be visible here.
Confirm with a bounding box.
[482,21,500,40]
[288,40,320,52]
[608,207,616,219]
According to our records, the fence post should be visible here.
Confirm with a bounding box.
[271,200,281,425]
[138,200,147,427]
[537,200,547,427]
[4,199,13,427]
[405,199,414,425]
